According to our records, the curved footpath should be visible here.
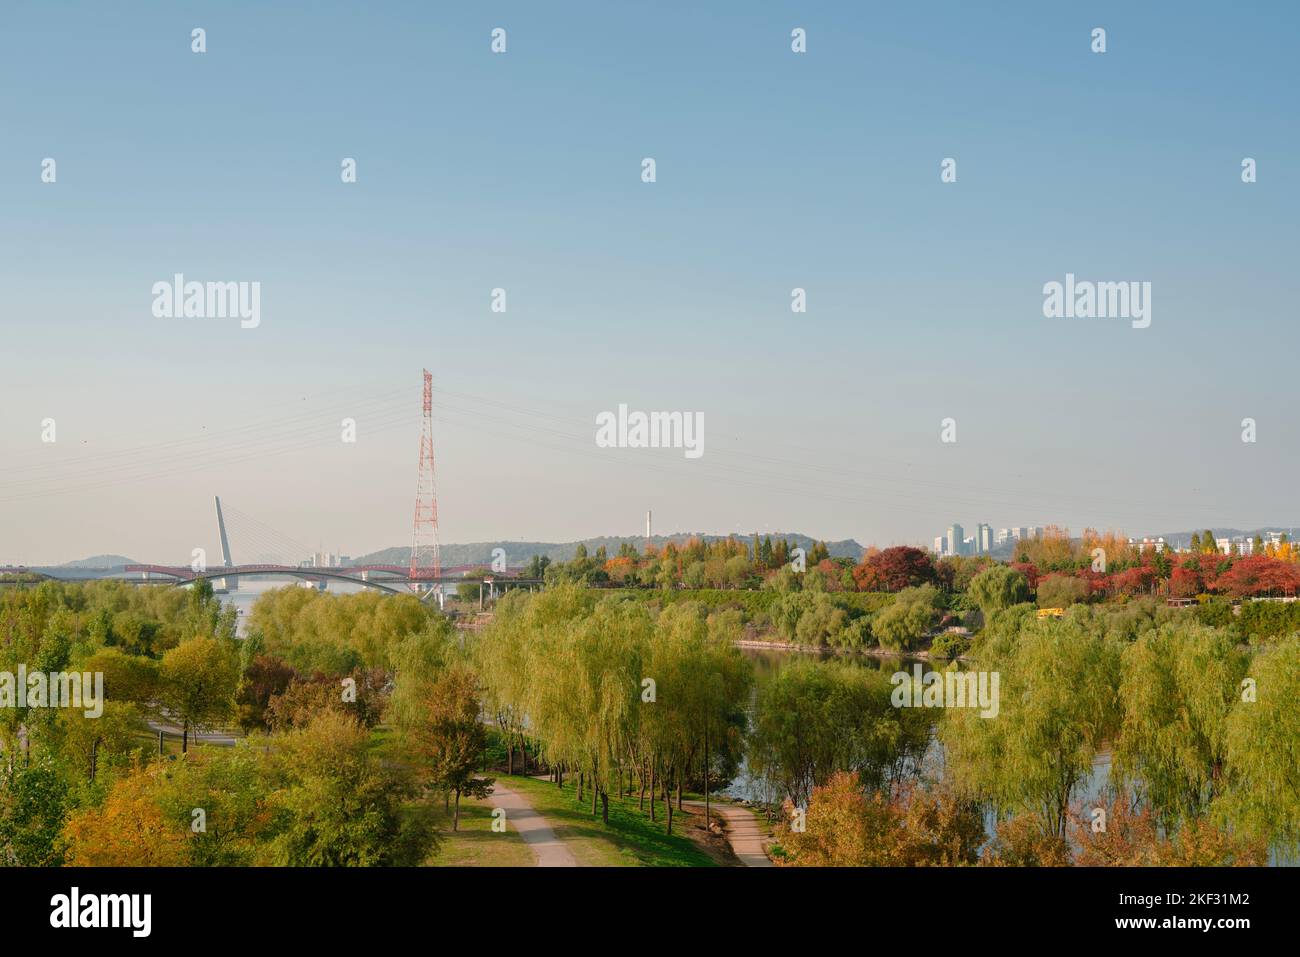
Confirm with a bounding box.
[684,800,773,867]
[489,781,577,867]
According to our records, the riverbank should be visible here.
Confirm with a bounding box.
[732,637,970,662]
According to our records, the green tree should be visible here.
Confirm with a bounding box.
[872,585,941,651]
[748,660,928,808]
[266,711,431,866]
[1035,574,1090,608]
[406,663,494,831]
[967,565,1031,621]
[942,615,1121,839]
[158,637,240,752]
[0,757,69,866]
[1219,635,1300,854]
[1113,624,1248,826]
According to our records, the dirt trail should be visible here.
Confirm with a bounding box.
[685,800,773,867]
[490,781,577,867]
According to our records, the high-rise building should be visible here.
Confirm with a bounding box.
[977,524,993,554]
[996,528,1010,546]
[947,524,964,558]
[934,536,946,556]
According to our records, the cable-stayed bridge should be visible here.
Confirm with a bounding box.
[121,497,538,605]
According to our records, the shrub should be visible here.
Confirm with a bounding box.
[928,632,970,659]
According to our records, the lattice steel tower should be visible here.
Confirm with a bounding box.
[410,369,441,586]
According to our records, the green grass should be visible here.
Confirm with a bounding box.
[424,796,534,867]
[496,773,720,867]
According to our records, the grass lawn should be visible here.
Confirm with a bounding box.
[496,773,723,867]
[424,795,534,867]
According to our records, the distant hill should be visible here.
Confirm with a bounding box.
[58,554,137,569]
[354,533,864,568]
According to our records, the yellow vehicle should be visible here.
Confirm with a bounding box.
[1036,607,1065,619]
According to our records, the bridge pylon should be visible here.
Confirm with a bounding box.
[213,496,238,592]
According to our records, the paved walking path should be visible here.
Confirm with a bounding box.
[685,800,773,867]
[489,781,576,867]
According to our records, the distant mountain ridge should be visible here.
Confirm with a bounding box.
[57,554,138,569]
[354,533,865,568]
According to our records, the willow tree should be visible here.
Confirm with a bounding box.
[747,659,916,810]
[569,601,648,824]
[1219,635,1300,855]
[941,615,1121,839]
[967,564,1031,621]
[472,591,536,774]
[1113,623,1249,827]
[386,614,456,732]
[637,603,752,833]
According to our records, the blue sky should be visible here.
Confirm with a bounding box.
[2,1,1297,564]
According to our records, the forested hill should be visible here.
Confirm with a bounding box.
[57,554,138,568]
[355,533,864,568]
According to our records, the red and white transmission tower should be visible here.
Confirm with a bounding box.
[410,369,441,588]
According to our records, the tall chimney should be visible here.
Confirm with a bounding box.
[646,510,652,540]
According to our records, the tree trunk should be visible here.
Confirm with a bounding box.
[453,789,461,831]
[703,722,710,829]
[182,721,189,754]
[600,790,609,825]
[577,771,584,803]
[507,745,514,776]
[649,763,656,822]
[663,776,674,835]
[591,775,598,815]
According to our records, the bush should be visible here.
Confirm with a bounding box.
[1035,574,1090,609]
[1236,599,1300,641]
[872,585,941,652]
[928,632,970,659]
[968,565,1031,619]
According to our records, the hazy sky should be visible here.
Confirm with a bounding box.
[2,1,1297,565]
